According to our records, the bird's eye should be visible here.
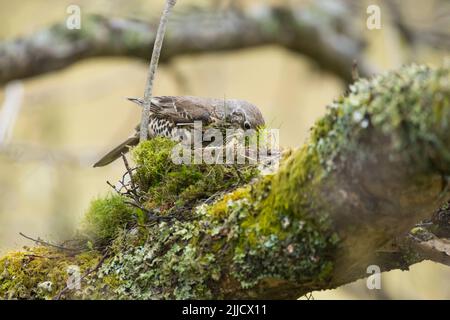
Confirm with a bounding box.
[244,121,251,130]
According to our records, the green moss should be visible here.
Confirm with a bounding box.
[132,137,177,189]
[208,186,251,219]
[82,194,135,243]
[0,247,101,300]
[132,138,259,213]
[226,152,337,290]
[309,64,450,174]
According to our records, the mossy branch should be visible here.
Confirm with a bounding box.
[1,65,450,299]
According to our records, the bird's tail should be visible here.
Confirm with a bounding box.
[93,136,139,167]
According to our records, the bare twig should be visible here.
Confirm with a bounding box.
[121,153,137,193]
[140,0,177,141]
[106,154,172,222]
[24,254,59,259]
[19,232,80,252]
[53,252,110,300]
[352,60,360,82]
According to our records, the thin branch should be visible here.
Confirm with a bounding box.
[352,60,360,82]
[120,153,137,192]
[19,232,80,252]
[140,0,177,141]
[53,252,110,300]
[24,254,59,259]
[106,154,171,222]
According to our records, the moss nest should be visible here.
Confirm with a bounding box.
[132,137,259,211]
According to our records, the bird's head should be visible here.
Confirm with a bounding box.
[226,100,265,130]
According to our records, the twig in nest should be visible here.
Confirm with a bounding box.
[303,292,315,300]
[107,153,175,222]
[53,251,110,300]
[24,254,59,259]
[121,152,137,193]
[232,163,245,183]
[19,232,80,252]
[352,60,360,81]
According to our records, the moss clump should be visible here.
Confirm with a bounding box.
[0,247,101,300]
[82,194,135,243]
[208,186,251,219]
[132,137,259,213]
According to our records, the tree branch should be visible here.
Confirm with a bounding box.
[0,4,377,85]
[1,65,449,299]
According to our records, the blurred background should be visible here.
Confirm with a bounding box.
[0,0,449,299]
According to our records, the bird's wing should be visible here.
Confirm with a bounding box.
[152,96,214,125]
[127,96,214,125]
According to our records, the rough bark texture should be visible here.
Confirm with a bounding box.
[1,65,450,300]
[0,4,377,85]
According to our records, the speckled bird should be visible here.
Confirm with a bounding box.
[93,96,265,167]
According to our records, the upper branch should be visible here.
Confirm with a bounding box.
[0,4,376,85]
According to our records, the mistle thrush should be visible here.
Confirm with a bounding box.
[93,96,265,167]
